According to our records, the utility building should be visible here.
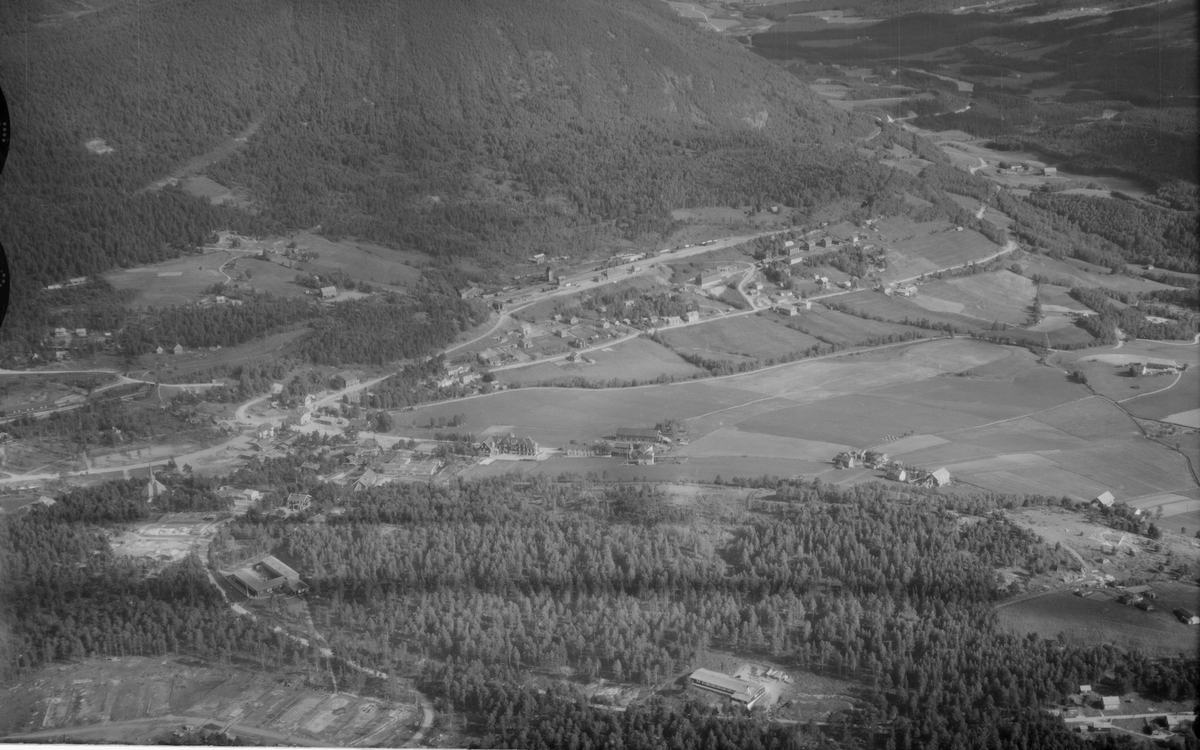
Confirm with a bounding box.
[688,669,766,708]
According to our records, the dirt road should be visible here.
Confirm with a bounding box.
[2,714,328,746]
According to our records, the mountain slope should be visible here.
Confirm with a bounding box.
[0,0,880,351]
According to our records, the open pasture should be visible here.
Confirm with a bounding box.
[929,399,1194,500]
[289,232,425,289]
[1037,285,1092,314]
[415,337,1196,499]
[496,338,704,386]
[833,291,987,330]
[997,583,1200,655]
[1020,254,1177,294]
[1120,369,1199,425]
[912,270,1035,326]
[659,314,823,362]
[780,306,927,347]
[871,217,1003,282]
[460,454,831,484]
[679,428,851,461]
[946,193,1014,229]
[106,252,236,306]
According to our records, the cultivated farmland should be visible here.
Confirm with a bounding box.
[832,290,987,330]
[658,314,823,363]
[779,306,928,347]
[495,337,705,386]
[870,217,1004,283]
[997,583,1200,656]
[912,270,1036,326]
[105,252,243,306]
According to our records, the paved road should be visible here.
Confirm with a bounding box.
[1063,711,1196,724]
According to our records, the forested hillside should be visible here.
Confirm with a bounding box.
[0,0,873,354]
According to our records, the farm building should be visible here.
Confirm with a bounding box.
[697,272,726,290]
[1100,696,1120,711]
[864,451,889,468]
[833,451,861,469]
[334,370,362,389]
[608,441,634,458]
[632,444,655,465]
[886,467,908,483]
[173,343,185,355]
[225,555,309,599]
[775,303,798,316]
[616,427,661,442]
[286,493,311,512]
[688,669,766,708]
[479,433,539,456]
[1174,608,1200,625]
[320,285,337,299]
[256,423,275,439]
[1042,167,1057,176]
[929,468,951,486]
[686,310,700,323]
[1094,491,1115,508]
[1129,360,1180,376]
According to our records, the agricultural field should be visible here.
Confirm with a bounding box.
[946,193,1014,229]
[996,582,1200,656]
[1020,254,1179,295]
[896,395,1196,501]
[1056,340,1200,423]
[658,314,823,363]
[495,337,705,386]
[0,657,419,746]
[778,305,928,347]
[911,270,1036,326]
[870,217,1004,283]
[832,290,987,330]
[105,252,246,307]
[1037,284,1092,313]
[286,232,425,290]
[410,334,1198,496]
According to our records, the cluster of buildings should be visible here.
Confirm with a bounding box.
[45,327,114,359]
[1127,360,1182,377]
[834,450,951,487]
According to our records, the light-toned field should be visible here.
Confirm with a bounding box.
[780,306,927,347]
[946,193,1014,229]
[0,657,417,745]
[1038,284,1092,313]
[913,270,1035,325]
[1020,254,1178,294]
[897,396,1196,501]
[106,252,240,306]
[659,314,823,362]
[834,290,987,330]
[287,232,425,289]
[997,583,1200,656]
[872,217,1003,282]
[496,337,705,386]
[408,336,1199,494]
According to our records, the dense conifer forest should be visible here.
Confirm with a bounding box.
[4,474,1195,749]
